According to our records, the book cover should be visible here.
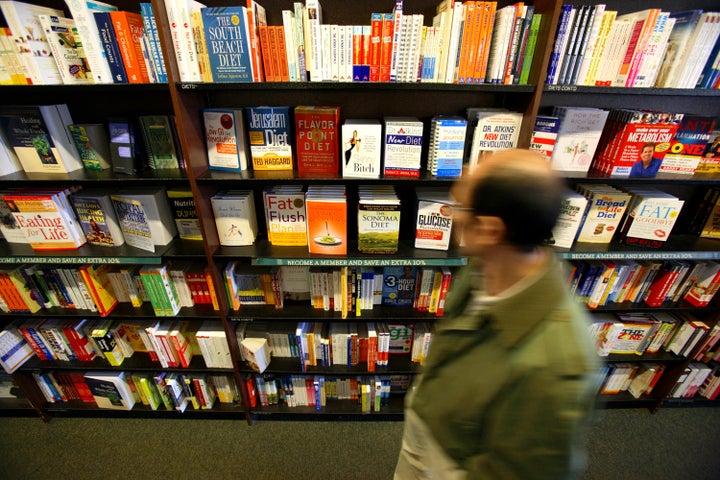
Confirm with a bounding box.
[619,188,685,248]
[0,191,27,244]
[0,0,64,84]
[305,185,346,255]
[111,187,177,250]
[110,194,152,252]
[263,185,306,246]
[37,14,92,84]
[575,185,632,244]
[549,107,609,173]
[528,115,560,161]
[414,187,454,251]
[64,0,118,84]
[210,190,257,246]
[550,190,588,249]
[381,266,416,307]
[659,116,716,175]
[428,115,466,178]
[201,6,254,83]
[109,10,150,84]
[139,2,167,83]
[357,186,400,254]
[84,371,135,410]
[70,190,125,247]
[245,106,293,171]
[93,10,128,83]
[107,118,139,174]
[203,108,249,172]
[79,264,118,316]
[294,106,341,177]
[138,115,182,170]
[467,110,523,171]
[342,119,381,179]
[67,124,111,171]
[697,130,720,174]
[165,188,202,241]
[0,105,83,173]
[383,117,423,178]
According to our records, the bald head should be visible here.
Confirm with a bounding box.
[453,149,565,250]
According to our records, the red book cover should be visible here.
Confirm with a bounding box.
[109,11,150,84]
[644,263,680,307]
[294,106,341,177]
[258,25,276,82]
[369,13,383,82]
[379,13,394,82]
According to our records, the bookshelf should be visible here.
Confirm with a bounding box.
[0,0,718,421]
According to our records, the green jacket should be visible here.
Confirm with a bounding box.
[410,255,602,480]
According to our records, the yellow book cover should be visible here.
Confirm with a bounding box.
[79,264,118,317]
[306,188,347,255]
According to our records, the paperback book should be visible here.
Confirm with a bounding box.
[210,190,258,246]
[467,110,523,172]
[528,115,560,161]
[618,187,685,248]
[70,189,125,247]
[414,187,454,251]
[295,106,341,177]
[659,116,716,175]
[575,184,632,244]
[111,187,177,252]
[138,115,182,171]
[108,118,140,175]
[201,6,254,82]
[305,185,346,255]
[550,190,588,249]
[165,188,202,241]
[549,107,609,173]
[342,119,381,178]
[245,106,293,171]
[357,186,401,254]
[383,117,423,178]
[67,124,111,171]
[263,185,307,246]
[427,115,466,178]
[381,266,417,307]
[203,108,249,172]
[37,14,92,84]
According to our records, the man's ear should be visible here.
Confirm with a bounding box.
[469,215,506,247]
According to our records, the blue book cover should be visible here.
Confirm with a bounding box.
[431,117,467,178]
[93,11,128,84]
[381,266,417,307]
[139,3,167,83]
[546,4,573,85]
[202,6,254,83]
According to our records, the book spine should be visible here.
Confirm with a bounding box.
[93,12,128,84]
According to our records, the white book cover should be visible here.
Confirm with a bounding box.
[0,126,22,176]
[622,188,684,244]
[550,107,609,173]
[37,14,92,85]
[468,110,523,172]
[0,1,64,84]
[211,190,257,246]
[414,187,454,251]
[111,187,177,251]
[342,119,381,178]
[383,117,423,177]
[551,190,588,249]
[593,18,634,86]
[576,185,632,243]
[84,371,136,410]
[203,108,249,172]
[64,0,117,84]
[629,12,672,88]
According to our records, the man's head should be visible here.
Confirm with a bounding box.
[452,149,564,253]
[640,143,655,164]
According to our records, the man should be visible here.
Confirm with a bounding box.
[629,142,662,177]
[395,149,602,480]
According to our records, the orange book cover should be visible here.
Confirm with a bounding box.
[109,11,150,84]
[267,25,281,82]
[474,1,497,83]
[79,264,118,317]
[0,271,28,312]
[274,25,290,82]
[3,192,83,250]
[306,195,347,255]
[457,1,478,83]
[258,25,276,82]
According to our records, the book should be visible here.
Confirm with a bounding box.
[467,110,523,172]
[575,184,632,244]
[342,119,381,178]
[203,108,249,172]
[263,185,306,246]
[93,10,127,83]
[414,187,454,251]
[79,264,118,316]
[210,190,258,246]
[427,115,466,178]
[550,190,588,249]
[659,116,717,175]
[295,106,340,177]
[618,187,684,248]
[166,188,202,241]
[70,189,125,247]
[305,185,346,255]
[84,371,135,410]
[67,124,111,171]
[107,118,139,174]
[64,0,118,84]
[549,107,609,173]
[697,130,720,174]
[683,261,720,308]
[0,0,64,85]
[139,2,167,83]
[0,104,83,174]
[0,191,26,244]
[382,117,423,178]
[245,106,293,171]
[201,5,254,83]
[381,266,416,307]
[137,115,182,171]
[37,14,92,84]
[109,10,150,84]
[357,186,400,254]
[528,115,559,161]
[111,187,177,252]
[0,321,35,373]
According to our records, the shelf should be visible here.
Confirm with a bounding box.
[45,400,245,419]
[0,84,169,94]
[544,85,720,96]
[196,169,459,184]
[178,81,536,93]
[239,356,421,376]
[21,351,232,373]
[584,300,716,314]
[0,240,195,264]
[249,396,405,421]
[599,391,660,409]
[0,169,189,185]
[0,302,220,319]
[560,171,720,185]
[555,236,720,260]
[214,240,467,266]
[604,351,687,364]
[229,304,440,321]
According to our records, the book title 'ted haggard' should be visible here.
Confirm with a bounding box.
[206,15,247,66]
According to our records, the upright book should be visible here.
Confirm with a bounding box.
[203,108,249,172]
[383,117,423,178]
[295,106,341,177]
[342,119,381,178]
[305,185,346,255]
[70,189,125,247]
[64,0,118,84]
[137,115,182,171]
[549,106,609,173]
[37,14,92,84]
[210,190,258,246]
[245,106,293,171]
[201,5,254,82]
[111,187,177,252]
[165,188,202,241]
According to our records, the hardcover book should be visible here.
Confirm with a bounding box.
[357,186,400,254]
[263,185,307,246]
[70,189,125,247]
[84,371,136,410]
[575,184,632,244]
[0,104,83,173]
[549,107,609,173]
[210,190,258,246]
[201,6,254,82]
[342,119,381,178]
[383,117,423,178]
[467,110,523,172]
[294,106,341,177]
[138,115,182,170]
[245,106,293,171]
[165,188,202,241]
[203,108,249,172]
[659,116,716,175]
[381,266,417,307]
[111,187,177,252]
[67,124,111,171]
[618,187,685,248]
[37,14,92,84]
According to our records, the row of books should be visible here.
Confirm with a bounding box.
[250,374,395,413]
[0,186,189,252]
[0,1,167,85]
[32,370,239,411]
[568,259,720,310]
[3,317,233,371]
[168,1,540,85]
[531,107,719,178]
[0,104,184,176]
[546,6,720,89]
[236,321,433,374]
[598,362,666,398]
